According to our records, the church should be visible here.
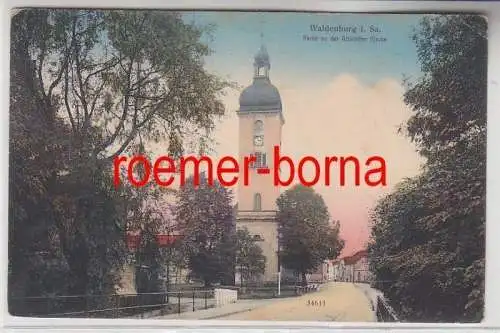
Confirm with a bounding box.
[117,42,288,293]
[235,42,285,283]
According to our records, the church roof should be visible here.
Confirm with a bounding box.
[239,43,282,113]
[239,77,282,112]
[254,44,270,69]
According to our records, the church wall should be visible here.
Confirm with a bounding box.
[237,112,282,212]
[236,45,284,285]
[236,219,279,282]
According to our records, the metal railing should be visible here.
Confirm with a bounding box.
[236,283,320,299]
[375,295,399,322]
[10,283,323,318]
[9,290,215,318]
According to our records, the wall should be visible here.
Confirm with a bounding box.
[353,256,373,283]
[236,109,283,283]
[214,288,238,307]
[237,112,282,212]
[116,262,136,295]
[236,215,279,282]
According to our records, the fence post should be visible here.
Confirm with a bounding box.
[177,292,181,314]
[192,291,195,312]
[204,291,208,309]
[114,294,118,318]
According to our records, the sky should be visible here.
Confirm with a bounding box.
[163,12,428,256]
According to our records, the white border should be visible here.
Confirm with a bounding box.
[1,0,499,331]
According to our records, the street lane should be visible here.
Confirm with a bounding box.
[219,282,376,322]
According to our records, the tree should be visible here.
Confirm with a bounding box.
[9,12,131,315]
[9,8,231,314]
[133,214,166,306]
[135,214,163,294]
[276,185,344,286]
[9,9,73,311]
[175,174,235,287]
[369,14,486,322]
[324,220,344,262]
[22,9,230,164]
[234,228,266,286]
[403,15,486,159]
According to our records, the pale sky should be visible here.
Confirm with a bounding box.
[152,12,428,256]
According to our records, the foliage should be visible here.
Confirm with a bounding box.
[276,185,344,286]
[23,9,230,162]
[235,227,266,285]
[369,14,486,322]
[9,8,230,315]
[175,174,235,286]
[135,219,164,298]
[403,15,486,159]
[51,166,129,297]
[9,9,73,306]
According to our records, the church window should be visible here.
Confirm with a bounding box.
[254,193,262,211]
[253,152,267,168]
[253,234,264,241]
[254,120,264,135]
[253,120,264,147]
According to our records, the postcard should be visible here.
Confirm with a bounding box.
[8,9,486,323]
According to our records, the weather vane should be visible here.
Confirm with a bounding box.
[259,14,265,45]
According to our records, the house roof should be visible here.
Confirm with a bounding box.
[342,249,368,265]
[126,232,181,250]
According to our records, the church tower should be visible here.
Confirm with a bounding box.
[236,42,284,283]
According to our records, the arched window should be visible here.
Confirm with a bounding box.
[254,193,262,211]
[253,234,264,241]
[254,120,264,135]
[253,120,264,148]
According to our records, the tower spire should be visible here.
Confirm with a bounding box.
[259,13,264,43]
[254,25,270,79]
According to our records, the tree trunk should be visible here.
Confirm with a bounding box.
[301,271,307,287]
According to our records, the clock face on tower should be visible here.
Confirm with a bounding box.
[254,135,264,146]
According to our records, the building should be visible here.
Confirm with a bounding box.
[235,42,284,283]
[117,232,187,294]
[330,249,373,283]
[348,249,372,283]
[307,260,335,283]
[330,258,347,281]
[323,259,337,282]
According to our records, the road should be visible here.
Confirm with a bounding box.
[219,282,376,322]
[157,298,282,320]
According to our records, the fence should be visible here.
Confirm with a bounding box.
[236,284,320,299]
[375,295,399,322]
[214,288,237,307]
[9,290,215,318]
[10,283,322,318]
